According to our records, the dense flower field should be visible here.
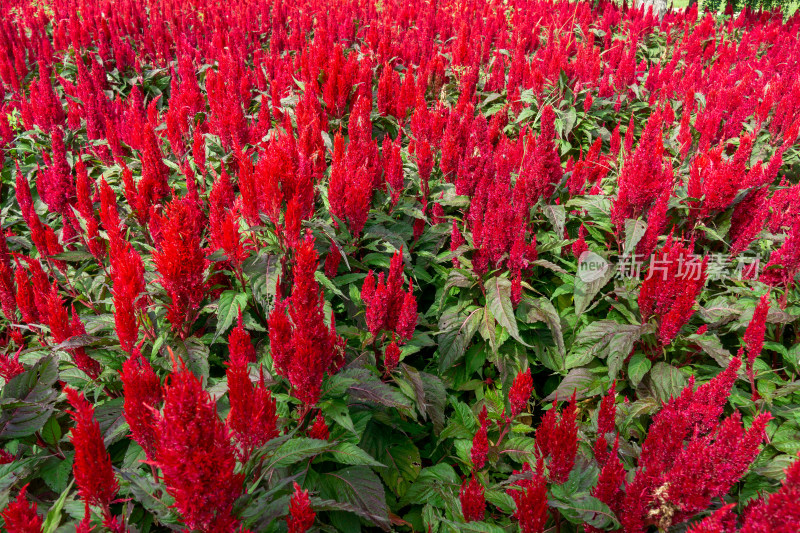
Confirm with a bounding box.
[1,0,800,530]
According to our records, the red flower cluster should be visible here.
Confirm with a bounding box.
[742,293,770,400]
[620,357,770,532]
[268,231,345,405]
[154,364,244,532]
[119,349,163,460]
[471,406,489,470]
[535,393,578,484]
[287,483,315,533]
[226,350,278,460]
[361,249,417,341]
[507,459,549,533]
[459,475,486,522]
[639,235,708,347]
[509,368,533,417]
[65,387,119,518]
[0,485,43,533]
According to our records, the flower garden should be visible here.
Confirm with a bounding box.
[1,0,799,531]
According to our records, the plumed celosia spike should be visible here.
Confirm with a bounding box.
[507,460,549,533]
[535,393,578,484]
[384,340,401,375]
[98,178,122,244]
[0,484,43,533]
[621,356,770,532]
[268,231,341,405]
[0,347,25,381]
[741,453,800,533]
[686,505,737,533]
[471,406,489,470]
[639,236,708,347]
[509,368,533,417]
[594,382,617,468]
[226,357,278,460]
[287,482,315,533]
[267,296,292,374]
[155,365,244,532]
[119,349,163,459]
[395,283,417,340]
[587,436,625,533]
[151,196,208,337]
[308,413,330,441]
[743,293,770,400]
[228,310,257,364]
[459,475,486,522]
[65,387,119,513]
[572,225,588,260]
[109,237,145,354]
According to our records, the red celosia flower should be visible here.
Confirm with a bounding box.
[459,475,486,522]
[152,196,208,338]
[639,235,708,347]
[611,109,672,230]
[65,387,119,516]
[535,393,578,484]
[740,454,800,533]
[287,482,315,533]
[0,347,24,381]
[384,340,401,375]
[308,413,330,441]
[507,460,549,533]
[743,293,770,400]
[594,381,617,467]
[268,232,344,405]
[0,484,43,533]
[119,349,163,459]
[572,225,588,260]
[471,406,489,470]
[361,250,416,341]
[155,364,244,532]
[509,368,533,417]
[226,355,278,460]
[229,311,257,364]
[620,357,771,532]
[588,436,625,533]
[687,505,737,533]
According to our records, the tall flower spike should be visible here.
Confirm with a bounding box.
[507,459,549,533]
[0,484,43,533]
[119,349,163,459]
[535,392,578,484]
[743,293,769,400]
[287,483,315,533]
[226,356,278,460]
[459,475,486,522]
[228,310,257,364]
[65,387,119,518]
[471,406,489,470]
[509,368,533,417]
[267,231,342,405]
[151,196,208,337]
[155,364,244,532]
[740,454,800,532]
[308,413,330,441]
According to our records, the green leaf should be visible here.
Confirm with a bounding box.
[40,415,62,446]
[315,466,391,530]
[0,355,59,439]
[267,437,333,468]
[42,479,74,533]
[623,219,647,257]
[549,492,620,529]
[485,277,528,346]
[215,290,249,340]
[628,353,651,387]
[325,442,385,467]
[438,307,483,372]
